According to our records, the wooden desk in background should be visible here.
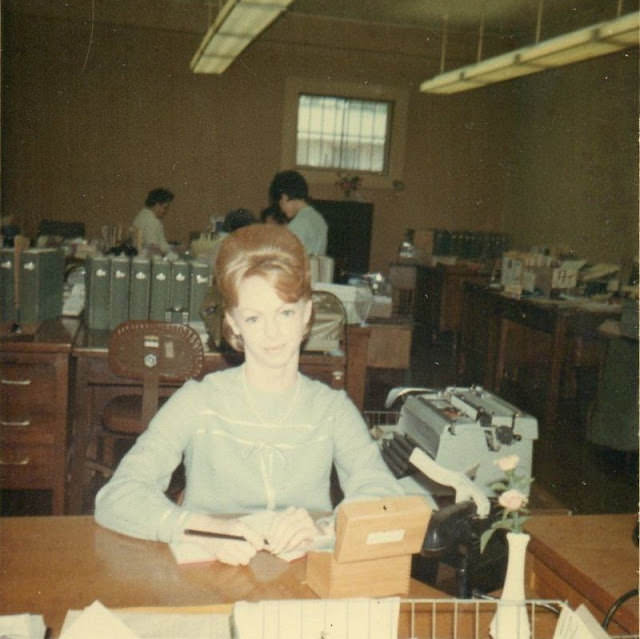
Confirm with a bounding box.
[346,318,414,410]
[457,284,621,430]
[526,513,639,635]
[389,262,490,340]
[0,516,445,639]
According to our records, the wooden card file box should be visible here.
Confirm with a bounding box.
[306,495,431,598]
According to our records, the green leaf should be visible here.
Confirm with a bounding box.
[480,527,496,553]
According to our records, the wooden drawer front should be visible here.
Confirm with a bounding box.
[0,358,60,425]
[0,424,55,445]
[0,444,53,489]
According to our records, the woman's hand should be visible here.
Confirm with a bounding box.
[266,507,318,556]
[181,514,265,566]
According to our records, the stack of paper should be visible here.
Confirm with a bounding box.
[60,601,231,639]
[231,598,400,639]
[553,604,610,639]
[0,613,46,639]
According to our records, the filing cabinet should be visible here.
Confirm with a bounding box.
[0,320,78,514]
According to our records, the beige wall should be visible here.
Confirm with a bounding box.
[1,4,637,271]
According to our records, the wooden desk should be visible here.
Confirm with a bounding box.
[0,515,445,638]
[346,318,414,409]
[457,284,621,429]
[67,324,348,514]
[526,513,639,635]
[415,263,490,338]
[0,318,80,514]
[389,262,490,339]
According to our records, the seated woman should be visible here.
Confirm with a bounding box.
[94,225,402,565]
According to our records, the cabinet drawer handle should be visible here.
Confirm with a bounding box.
[1,378,32,386]
[0,419,31,427]
[0,456,30,466]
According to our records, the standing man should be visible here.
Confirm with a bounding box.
[131,187,174,255]
[268,170,327,256]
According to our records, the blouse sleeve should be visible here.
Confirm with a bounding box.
[94,380,202,542]
[330,392,404,503]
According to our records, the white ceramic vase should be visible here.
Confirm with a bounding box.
[490,532,531,639]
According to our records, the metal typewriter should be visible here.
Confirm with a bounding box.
[383,385,538,499]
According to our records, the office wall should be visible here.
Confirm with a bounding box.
[1,4,636,271]
[501,51,638,263]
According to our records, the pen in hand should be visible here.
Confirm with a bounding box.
[184,529,269,546]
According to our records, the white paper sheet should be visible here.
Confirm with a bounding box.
[552,604,610,639]
[0,613,46,639]
[231,597,400,639]
[60,602,231,639]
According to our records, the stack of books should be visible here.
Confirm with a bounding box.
[85,255,211,330]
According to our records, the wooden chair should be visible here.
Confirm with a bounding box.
[85,321,205,498]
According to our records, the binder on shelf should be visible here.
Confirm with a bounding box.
[0,248,15,322]
[188,260,210,321]
[129,257,151,320]
[109,255,130,329]
[19,248,65,323]
[169,259,190,315]
[149,257,170,321]
[85,255,111,330]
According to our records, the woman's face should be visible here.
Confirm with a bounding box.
[226,274,311,371]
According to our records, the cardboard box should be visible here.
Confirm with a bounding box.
[305,552,412,599]
[305,496,431,599]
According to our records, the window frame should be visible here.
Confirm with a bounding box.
[281,77,408,190]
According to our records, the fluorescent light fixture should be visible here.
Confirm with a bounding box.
[191,0,294,74]
[421,11,639,94]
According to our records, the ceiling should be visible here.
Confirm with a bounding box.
[5,0,638,51]
[287,0,638,39]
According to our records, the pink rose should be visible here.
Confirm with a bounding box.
[495,454,520,472]
[498,489,527,512]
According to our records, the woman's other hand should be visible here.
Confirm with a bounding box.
[266,507,318,556]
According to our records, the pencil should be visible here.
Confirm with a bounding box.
[184,529,246,541]
[184,529,269,545]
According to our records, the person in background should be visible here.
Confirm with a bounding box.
[131,187,174,256]
[208,208,257,270]
[222,208,257,233]
[260,204,288,226]
[199,208,257,351]
[95,224,402,566]
[268,170,327,255]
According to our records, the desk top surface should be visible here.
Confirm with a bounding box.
[466,282,623,316]
[0,516,443,638]
[0,317,81,353]
[526,513,639,630]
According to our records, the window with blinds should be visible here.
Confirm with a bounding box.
[295,94,392,174]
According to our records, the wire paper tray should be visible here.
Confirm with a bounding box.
[396,598,638,639]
